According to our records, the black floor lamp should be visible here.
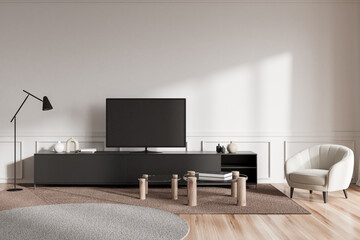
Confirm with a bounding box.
[8,90,53,192]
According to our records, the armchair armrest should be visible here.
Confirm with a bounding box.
[328,152,354,191]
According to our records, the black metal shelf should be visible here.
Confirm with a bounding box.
[220,153,257,186]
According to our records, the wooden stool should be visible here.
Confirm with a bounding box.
[171,174,178,200]
[139,178,146,200]
[231,171,239,197]
[188,176,197,206]
[187,170,195,195]
[142,174,148,195]
[237,177,246,206]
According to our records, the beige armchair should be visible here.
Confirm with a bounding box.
[285,144,354,203]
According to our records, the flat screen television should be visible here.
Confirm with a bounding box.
[106,98,186,151]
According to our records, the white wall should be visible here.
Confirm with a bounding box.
[0,0,359,183]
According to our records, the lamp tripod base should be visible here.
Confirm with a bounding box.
[7,188,23,192]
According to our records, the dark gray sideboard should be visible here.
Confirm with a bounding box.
[34,151,257,186]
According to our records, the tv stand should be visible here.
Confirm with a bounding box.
[34,151,257,186]
[131,147,161,153]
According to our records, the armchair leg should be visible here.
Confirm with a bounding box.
[323,191,328,203]
[343,189,348,199]
[290,187,294,198]
[309,190,312,194]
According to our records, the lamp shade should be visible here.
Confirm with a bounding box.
[42,96,53,111]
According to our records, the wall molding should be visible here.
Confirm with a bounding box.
[0,141,23,180]
[2,130,360,138]
[35,140,105,153]
[0,136,357,183]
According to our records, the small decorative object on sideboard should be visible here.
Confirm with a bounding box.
[220,146,226,153]
[66,137,80,153]
[227,141,237,153]
[54,141,64,153]
[216,144,222,153]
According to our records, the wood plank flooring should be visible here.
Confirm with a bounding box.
[1,183,359,239]
[180,184,360,240]
[0,183,7,192]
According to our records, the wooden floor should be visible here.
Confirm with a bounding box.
[1,183,360,239]
[180,184,360,240]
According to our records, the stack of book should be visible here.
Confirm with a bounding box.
[198,171,232,181]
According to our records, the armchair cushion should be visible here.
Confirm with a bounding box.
[289,169,328,186]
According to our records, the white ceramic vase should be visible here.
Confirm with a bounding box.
[54,141,65,153]
[227,141,237,153]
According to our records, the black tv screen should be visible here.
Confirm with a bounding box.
[106,98,186,148]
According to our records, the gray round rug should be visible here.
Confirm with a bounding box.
[0,203,189,240]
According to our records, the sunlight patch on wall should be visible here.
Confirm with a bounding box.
[257,52,293,132]
[147,52,292,134]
